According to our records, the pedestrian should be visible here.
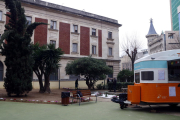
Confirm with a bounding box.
[111,78,114,83]
[107,77,110,90]
[109,78,113,91]
[75,78,78,89]
[107,77,110,84]
[113,78,117,92]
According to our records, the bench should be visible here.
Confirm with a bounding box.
[121,88,128,93]
[71,90,97,106]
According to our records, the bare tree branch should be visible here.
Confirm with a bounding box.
[121,34,142,71]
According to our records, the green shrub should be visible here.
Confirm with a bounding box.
[117,70,134,82]
[107,82,134,91]
[96,83,103,90]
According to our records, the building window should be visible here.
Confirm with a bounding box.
[49,69,58,81]
[51,20,56,29]
[168,33,174,39]
[92,28,96,36]
[73,25,78,33]
[92,45,96,54]
[109,47,112,56]
[108,31,112,39]
[50,40,56,47]
[141,71,154,80]
[0,11,2,21]
[72,43,78,53]
[26,16,32,25]
[108,66,113,78]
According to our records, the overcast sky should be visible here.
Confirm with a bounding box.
[43,0,171,56]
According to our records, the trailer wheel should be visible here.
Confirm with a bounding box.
[169,104,178,107]
[120,104,124,109]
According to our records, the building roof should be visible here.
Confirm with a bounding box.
[135,49,180,64]
[21,0,121,27]
[147,18,157,36]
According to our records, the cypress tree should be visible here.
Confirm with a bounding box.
[0,0,46,96]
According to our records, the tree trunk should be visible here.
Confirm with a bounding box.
[132,60,134,71]
[38,76,44,93]
[44,75,51,93]
[86,79,93,89]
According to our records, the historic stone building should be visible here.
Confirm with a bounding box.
[146,19,166,54]
[146,18,180,54]
[0,0,121,89]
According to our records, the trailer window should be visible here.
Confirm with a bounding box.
[135,73,140,83]
[168,60,180,81]
[141,71,154,80]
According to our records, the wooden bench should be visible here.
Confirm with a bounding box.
[121,88,128,93]
[70,90,97,106]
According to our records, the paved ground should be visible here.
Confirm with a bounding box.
[0,88,180,118]
[0,101,180,120]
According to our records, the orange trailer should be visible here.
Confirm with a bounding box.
[112,50,180,109]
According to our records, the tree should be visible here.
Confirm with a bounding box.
[32,43,63,93]
[32,43,47,93]
[117,69,134,82]
[65,57,112,89]
[0,0,46,96]
[121,34,142,71]
[43,44,63,93]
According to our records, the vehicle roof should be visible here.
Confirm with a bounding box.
[135,49,180,64]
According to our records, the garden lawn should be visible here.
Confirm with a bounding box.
[0,101,179,120]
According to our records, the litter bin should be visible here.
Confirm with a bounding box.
[61,92,70,105]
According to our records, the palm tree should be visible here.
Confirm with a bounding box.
[32,43,47,93]
[32,43,63,93]
[43,44,63,93]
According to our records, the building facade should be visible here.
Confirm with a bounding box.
[170,0,180,31]
[165,31,179,50]
[146,19,165,54]
[146,18,180,54]
[0,0,121,89]
[120,49,148,71]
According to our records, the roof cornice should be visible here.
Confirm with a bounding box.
[20,0,122,27]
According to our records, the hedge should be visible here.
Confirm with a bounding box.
[96,82,134,91]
